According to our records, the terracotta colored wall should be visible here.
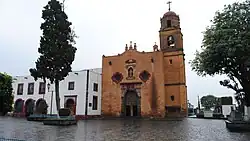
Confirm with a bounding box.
[101,48,165,117]
[102,13,187,117]
[160,28,187,116]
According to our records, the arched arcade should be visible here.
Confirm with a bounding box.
[14,99,24,113]
[35,98,48,114]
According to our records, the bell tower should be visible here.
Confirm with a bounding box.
[159,1,182,52]
[159,2,187,117]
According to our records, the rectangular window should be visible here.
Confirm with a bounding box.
[92,96,98,110]
[39,82,46,94]
[167,20,171,28]
[169,59,173,64]
[68,81,75,90]
[27,83,34,95]
[17,83,24,95]
[93,83,98,92]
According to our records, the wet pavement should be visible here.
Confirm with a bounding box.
[0,117,250,141]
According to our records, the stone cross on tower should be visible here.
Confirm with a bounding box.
[167,1,172,11]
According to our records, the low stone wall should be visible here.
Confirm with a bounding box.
[75,115,102,120]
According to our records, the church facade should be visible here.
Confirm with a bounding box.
[101,8,187,118]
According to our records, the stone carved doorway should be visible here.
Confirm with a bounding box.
[125,90,139,117]
[121,89,141,117]
[121,82,142,117]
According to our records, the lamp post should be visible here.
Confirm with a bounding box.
[198,95,201,113]
[43,91,45,99]
[47,83,54,115]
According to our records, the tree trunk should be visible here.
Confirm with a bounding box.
[55,79,60,117]
[244,90,250,121]
[246,107,250,120]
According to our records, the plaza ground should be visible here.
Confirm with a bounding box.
[1,117,250,141]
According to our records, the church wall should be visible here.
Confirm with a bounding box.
[140,80,153,116]
[165,86,181,106]
[165,84,187,111]
[101,56,121,116]
[151,51,166,117]
[101,49,166,117]
[101,7,188,118]
[180,85,187,112]
[162,48,186,116]
[163,51,185,84]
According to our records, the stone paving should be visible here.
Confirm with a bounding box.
[1,117,250,141]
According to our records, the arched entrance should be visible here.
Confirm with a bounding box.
[123,90,140,117]
[14,99,24,113]
[35,99,48,114]
[65,98,76,115]
[25,99,34,117]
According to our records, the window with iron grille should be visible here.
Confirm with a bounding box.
[93,83,98,92]
[68,81,75,90]
[17,83,24,95]
[39,82,46,94]
[92,96,98,110]
[27,83,34,95]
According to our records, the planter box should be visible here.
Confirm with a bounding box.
[26,114,49,121]
[225,120,250,132]
[43,116,77,126]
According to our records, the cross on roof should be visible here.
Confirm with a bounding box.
[167,1,172,11]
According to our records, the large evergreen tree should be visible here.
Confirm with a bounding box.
[191,1,250,119]
[30,0,77,113]
[0,73,14,116]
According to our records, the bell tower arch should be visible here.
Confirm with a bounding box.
[159,1,183,52]
[159,2,187,117]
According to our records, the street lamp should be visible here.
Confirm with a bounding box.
[47,83,54,115]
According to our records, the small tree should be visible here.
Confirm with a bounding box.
[191,1,250,120]
[0,73,14,116]
[30,0,77,115]
[200,95,217,110]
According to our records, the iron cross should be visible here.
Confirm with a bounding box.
[167,1,172,11]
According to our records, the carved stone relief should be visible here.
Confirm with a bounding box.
[126,67,135,80]
[125,59,136,80]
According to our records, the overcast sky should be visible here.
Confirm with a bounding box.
[0,0,242,106]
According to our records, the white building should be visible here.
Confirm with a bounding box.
[12,68,102,119]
